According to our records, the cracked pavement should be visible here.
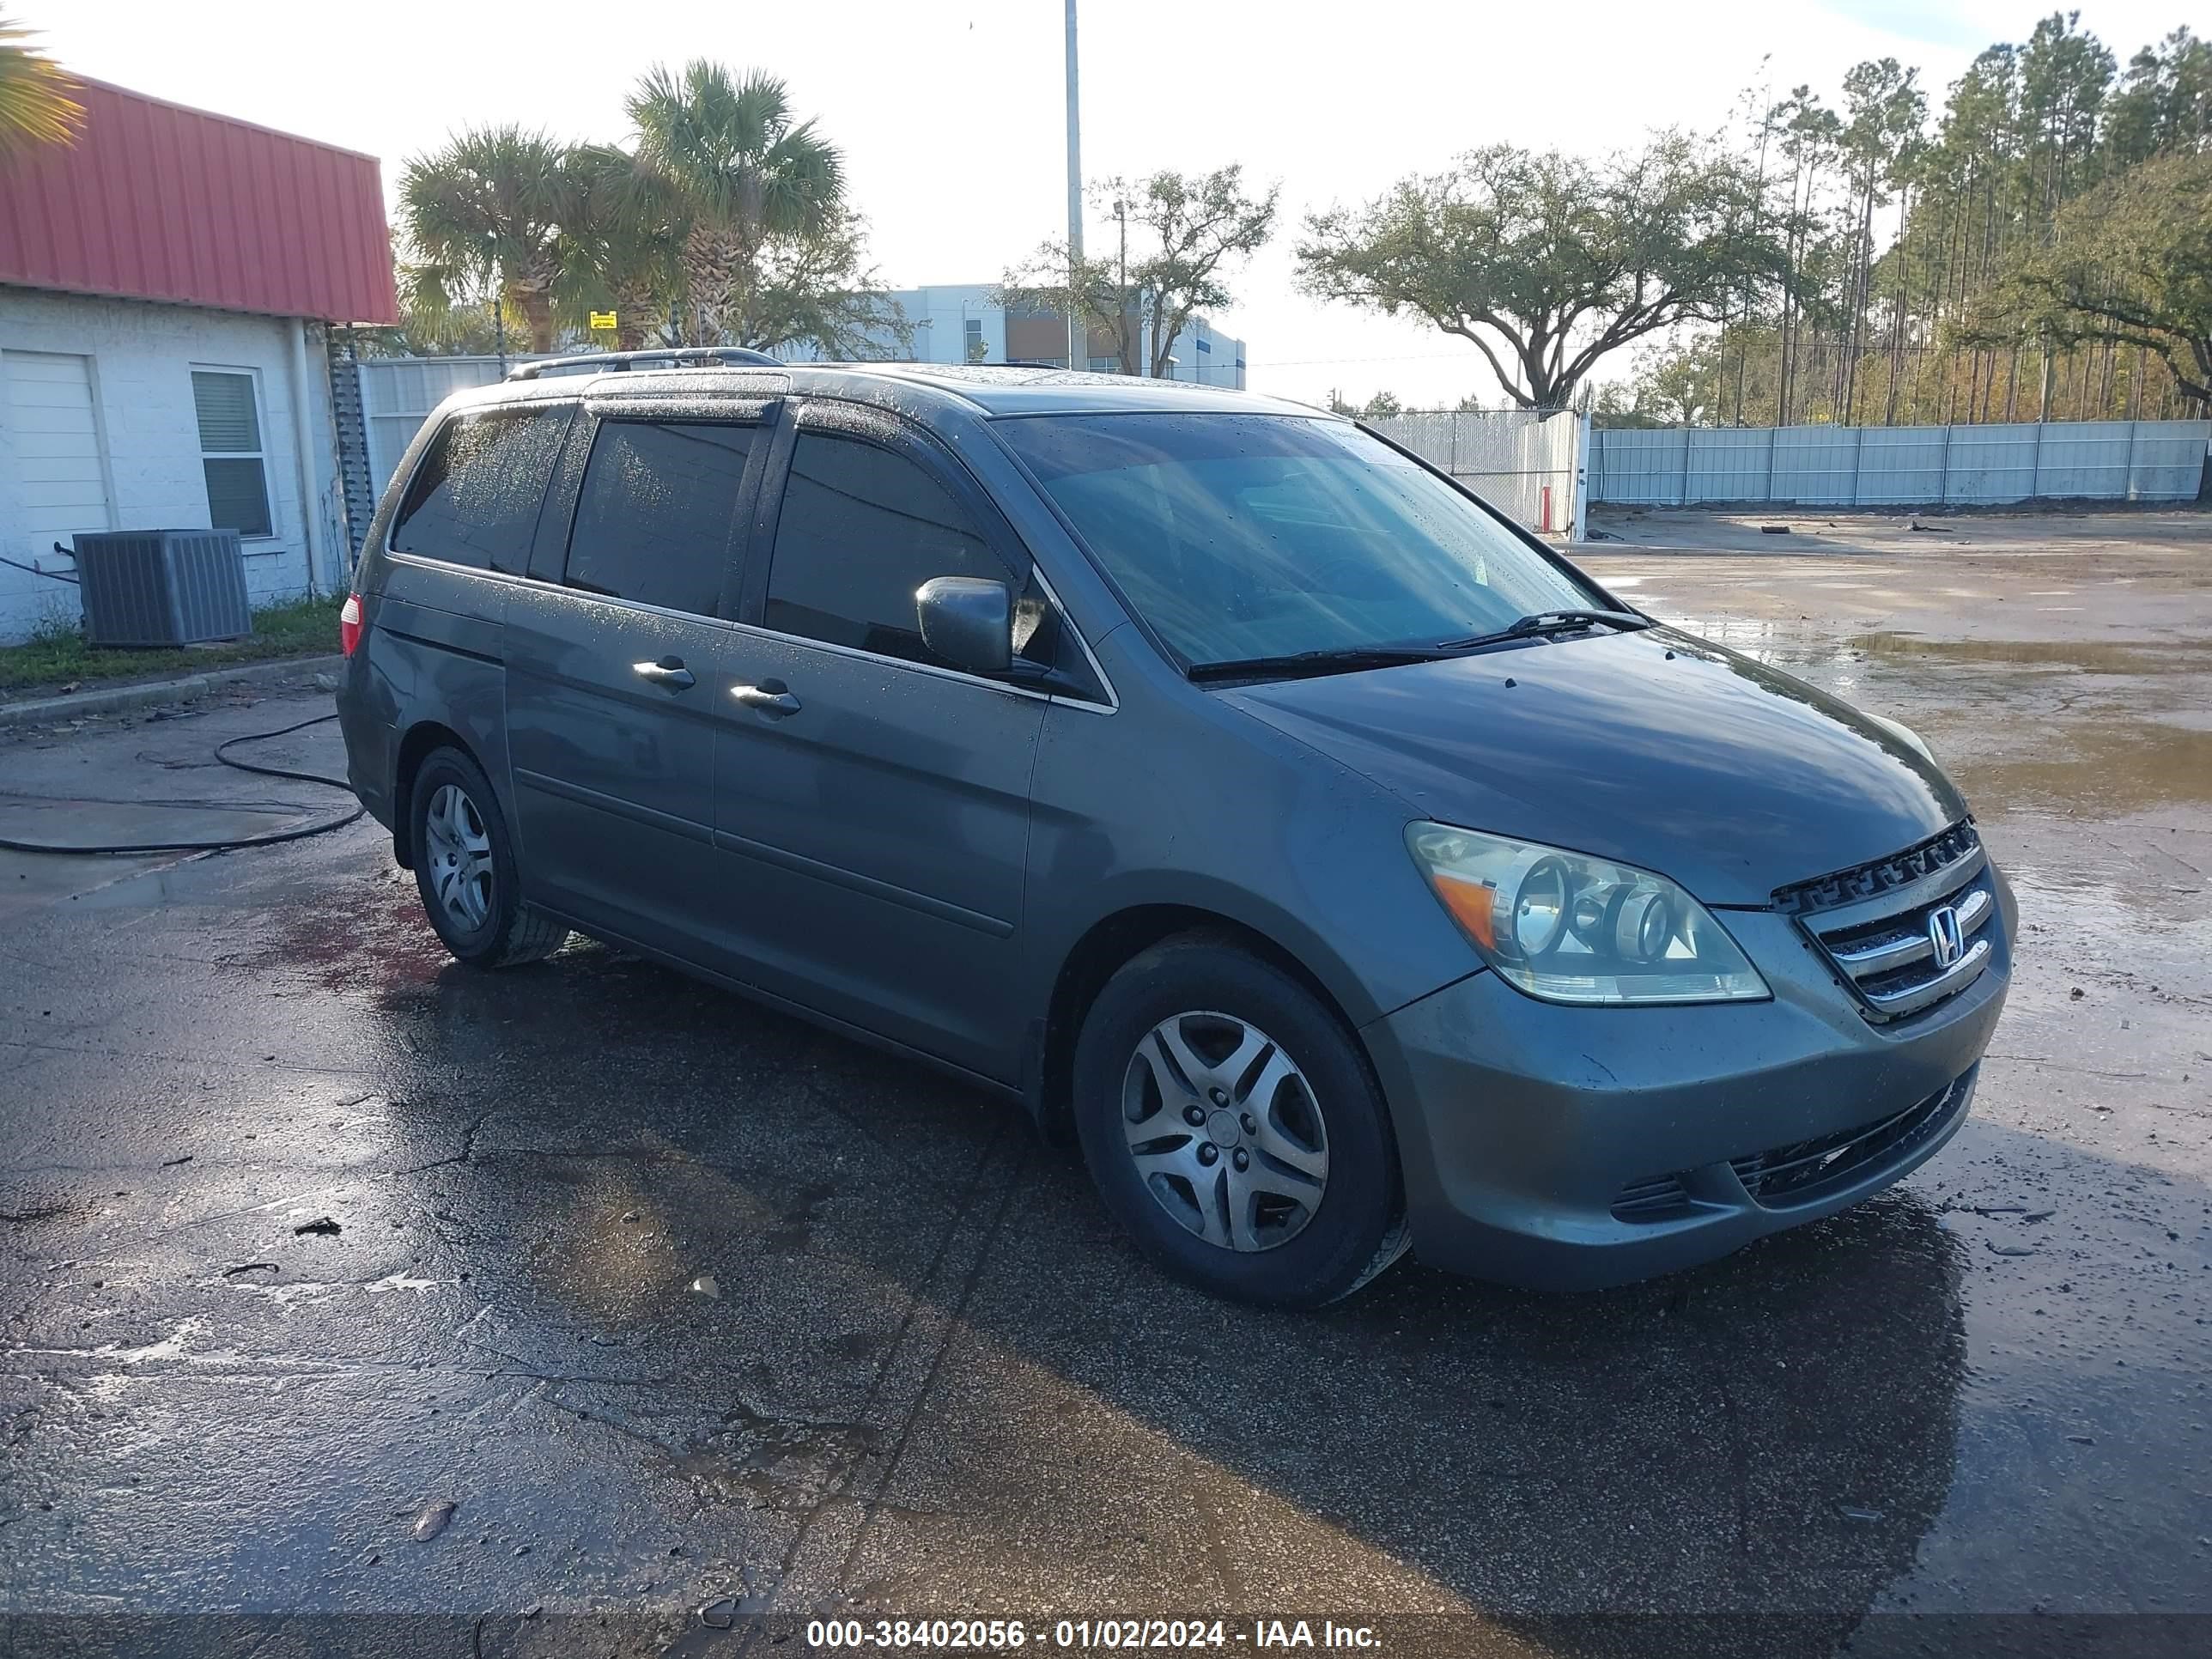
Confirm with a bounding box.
[0,512,2208,1656]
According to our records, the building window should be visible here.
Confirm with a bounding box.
[191,370,273,538]
[1195,337,1212,352]
[1088,356,1121,374]
[963,318,987,362]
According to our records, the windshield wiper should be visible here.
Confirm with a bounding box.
[1437,609,1651,650]
[1187,645,1459,684]
[1188,611,1651,683]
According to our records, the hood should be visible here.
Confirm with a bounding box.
[1219,626,1967,906]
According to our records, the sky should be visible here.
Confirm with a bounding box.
[27,0,2199,408]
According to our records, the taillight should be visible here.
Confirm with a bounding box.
[338,592,363,657]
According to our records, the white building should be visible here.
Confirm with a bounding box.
[0,80,397,645]
[2,291,347,644]
[776,283,1249,388]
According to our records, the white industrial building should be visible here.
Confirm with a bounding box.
[774,283,1249,387]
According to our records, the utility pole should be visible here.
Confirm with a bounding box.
[1064,0,1084,373]
[1114,196,1133,375]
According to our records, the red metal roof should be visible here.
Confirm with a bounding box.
[0,78,398,324]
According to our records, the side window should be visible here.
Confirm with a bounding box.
[390,406,570,573]
[563,421,756,617]
[764,430,1008,667]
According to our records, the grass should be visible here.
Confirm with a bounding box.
[0,594,343,697]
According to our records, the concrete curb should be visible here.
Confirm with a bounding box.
[0,654,343,731]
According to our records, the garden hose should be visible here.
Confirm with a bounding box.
[0,712,363,855]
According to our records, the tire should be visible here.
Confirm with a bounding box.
[1072,933,1409,1308]
[408,747,568,969]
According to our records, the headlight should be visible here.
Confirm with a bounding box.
[1868,713,1935,763]
[1406,823,1769,1006]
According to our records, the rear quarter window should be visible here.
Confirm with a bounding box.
[390,405,573,573]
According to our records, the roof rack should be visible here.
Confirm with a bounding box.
[506,347,782,381]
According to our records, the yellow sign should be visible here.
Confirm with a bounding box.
[588,310,618,331]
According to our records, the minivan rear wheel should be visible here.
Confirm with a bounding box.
[408,747,568,968]
[1073,934,1409,1307]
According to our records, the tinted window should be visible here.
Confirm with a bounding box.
[765,432,1005,666]
[391,406,570,573]
[564,421,757,617]
[997,413,1601,668]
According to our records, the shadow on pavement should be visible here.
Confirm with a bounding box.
[10,860,2192,1656]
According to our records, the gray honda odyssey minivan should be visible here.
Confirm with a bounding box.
[336,357,2013,1307]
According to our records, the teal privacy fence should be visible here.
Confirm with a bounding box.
[1588,419,2210,507]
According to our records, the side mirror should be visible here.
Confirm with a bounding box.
[915,576,1012,676]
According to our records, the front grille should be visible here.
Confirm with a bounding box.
[1773,820,1981,917]
[1611,1173,1692,1222]
[1778,823,1997,1022]
[1730,1071,1972,1207]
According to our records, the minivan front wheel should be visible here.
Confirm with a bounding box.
[407,747,568,968]
[1073,935,1408,1307]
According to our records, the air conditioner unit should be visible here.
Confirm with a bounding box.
[70,529,253,648]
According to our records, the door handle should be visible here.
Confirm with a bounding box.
[732,680,802,717]
[633,656,696,690]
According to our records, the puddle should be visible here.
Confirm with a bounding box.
[365,1273,457,1295]
[1952,721,2212,813]
[1844,632,2212,674]
[10,1316,235,1368]
[107,1320,206,1364]
[2002,859,2211,948]
[224,1279,343,1309]
[669,1397,878,1511]
[1650,614,1858,668]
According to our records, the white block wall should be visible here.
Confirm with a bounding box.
[0,287,344,644]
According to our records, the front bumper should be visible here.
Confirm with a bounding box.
[1360,882,2014,1290]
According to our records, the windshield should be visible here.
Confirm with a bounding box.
[996,412,1604,668]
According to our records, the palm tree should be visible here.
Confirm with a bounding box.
[0,13,82,158]
[382,245,520,357]
[399,127,570,354]
[555,144,684,351]
[626,63,844,344]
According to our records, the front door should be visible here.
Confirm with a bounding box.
[505,412,767,961]
[710,407,1048,1080]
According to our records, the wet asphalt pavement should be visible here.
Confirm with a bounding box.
[0,511,2207,1657]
